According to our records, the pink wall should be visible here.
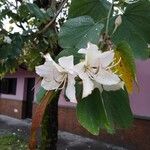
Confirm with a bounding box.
[0,76,24,100]
[130,60,150,118]
[0,68,36,101]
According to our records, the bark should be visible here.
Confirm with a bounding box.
[40,92,60,150]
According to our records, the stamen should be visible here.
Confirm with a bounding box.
[113,69,118,74]
[53,69,65,84]
[119,74,123,77]
[56,74,67,90]
[87,71,94,80]
[106,57,121,70]
[58,74,68,90]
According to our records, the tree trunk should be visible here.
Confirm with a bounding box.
[40,92,60,150]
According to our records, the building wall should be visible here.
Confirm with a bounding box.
[0,76,25,101]
[58,106,150,150]
[0,69,37,100]
[130,59,150,118]
[0,98,25,119]
[0,68,36,118]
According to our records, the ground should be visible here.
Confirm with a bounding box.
[0,115,127,150]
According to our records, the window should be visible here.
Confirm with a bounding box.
[0,78,17,95]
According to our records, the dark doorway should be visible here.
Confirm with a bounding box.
[25,78,35,118]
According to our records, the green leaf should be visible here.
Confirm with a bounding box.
[77,88,133,135]
[46,8,54,17]
[26,3,46,20]
[111,0,150,58]
[0,34,24,59]
[102,89,133,128]
[76,89,110,135]
[18,4,31,20]
[59,16,104,49]
[69,0,110,22]
[36,86,47,104]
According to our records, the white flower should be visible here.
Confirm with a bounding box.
[4,36,12,44]
[36,54,77,103]
[75,42,121,98]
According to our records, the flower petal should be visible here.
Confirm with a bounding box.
[41,78,60,90]
[87,42,99,52]
[94,69,120,85]
[74,62,85,77]
[94,82,103,93]
[86,42,100,66]
[44,53,64,72]
[65,74,77,103]
[78,48,87,54]
[58,55,74,74]
[75,62,94,98]
[35,61,54,78]
[82,75,94,98]
[44,53,53,62]
[103,81,124,91]
[99,50,114,68]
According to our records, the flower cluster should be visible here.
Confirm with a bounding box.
[36,42,124,103]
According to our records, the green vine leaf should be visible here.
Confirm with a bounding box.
[59,16,104,49]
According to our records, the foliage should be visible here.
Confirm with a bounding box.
[59,16,104,49]
[111,0,150,59]
[0,134,28,150]
[0,0,150,143]
[68,0,110,22]
[77,88,133,135]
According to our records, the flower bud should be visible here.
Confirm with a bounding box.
[115,15,122,27]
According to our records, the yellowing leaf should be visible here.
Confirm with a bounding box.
[113,52,132,93]
[113,41,136,93]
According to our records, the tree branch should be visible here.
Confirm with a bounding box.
[38,0,68,34]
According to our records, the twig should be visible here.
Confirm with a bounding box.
[105,0,114,35]
[38,0,68,34]
[16,22,26,31]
